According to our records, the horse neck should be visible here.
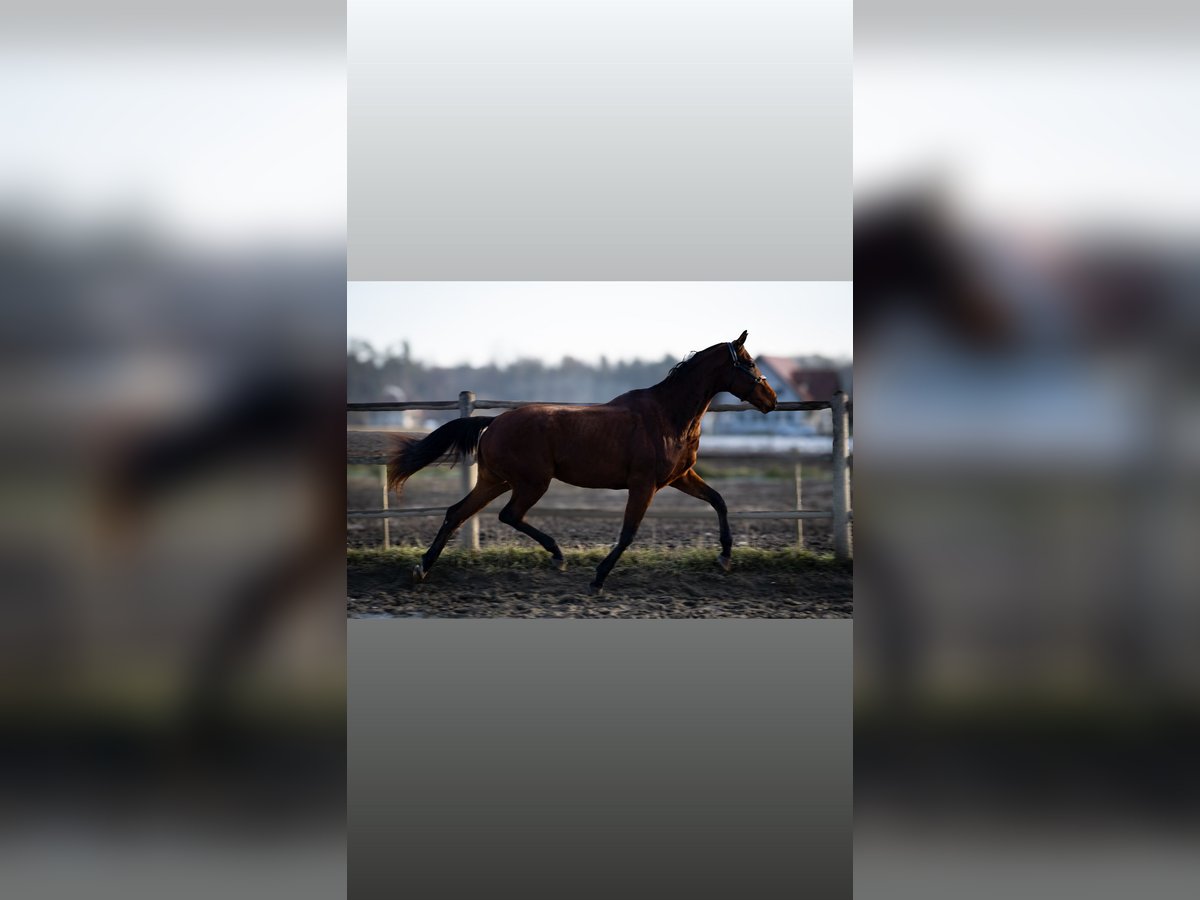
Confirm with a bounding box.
[652,365,723,435]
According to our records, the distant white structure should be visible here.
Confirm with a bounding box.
[372,385,422,430]
[705,356,852,436]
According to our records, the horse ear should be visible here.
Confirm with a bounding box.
[734,330,748,346]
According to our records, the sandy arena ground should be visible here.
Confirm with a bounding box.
[347,468,852,618]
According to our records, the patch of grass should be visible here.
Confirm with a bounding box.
[695,464,790,480]
[348,545,847,574]
[695,461,831,481]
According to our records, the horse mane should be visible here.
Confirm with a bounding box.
[666,350,700,379]
[666,340,733,379]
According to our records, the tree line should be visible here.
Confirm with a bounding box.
[348,339,847,423]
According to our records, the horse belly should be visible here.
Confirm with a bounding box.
[548,410,639,489]
[553,464,628,491]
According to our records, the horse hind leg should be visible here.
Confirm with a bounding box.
[413,476,509,584]
[497,480,564,570]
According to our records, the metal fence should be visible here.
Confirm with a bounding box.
[347,392,852,559]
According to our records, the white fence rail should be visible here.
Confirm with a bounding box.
[347,392,853,559]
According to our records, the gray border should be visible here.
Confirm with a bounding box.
[348,1,851,280]
[349,620,851,898]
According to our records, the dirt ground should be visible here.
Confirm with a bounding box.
[347,466,851,618]
[348,556,854,619]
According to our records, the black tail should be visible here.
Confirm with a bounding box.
[385,416,493,495]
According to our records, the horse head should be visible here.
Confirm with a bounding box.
[724,331,777,413]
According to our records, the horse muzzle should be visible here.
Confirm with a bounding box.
[750,386,778,414]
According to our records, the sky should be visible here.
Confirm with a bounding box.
[347,282,853,367]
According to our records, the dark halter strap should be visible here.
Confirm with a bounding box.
[727,342,764,383]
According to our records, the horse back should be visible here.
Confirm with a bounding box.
[480,403,653,489]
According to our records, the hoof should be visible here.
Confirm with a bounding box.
[717,554,732,573]
[588,582,604,596]
[411,563,426,584]
[551,555,567,572]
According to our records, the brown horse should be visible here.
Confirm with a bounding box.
[386,331,778,593]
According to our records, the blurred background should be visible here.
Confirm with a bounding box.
[855,2,1200,896]
[0,3,346,898]
[9,0,1200,893]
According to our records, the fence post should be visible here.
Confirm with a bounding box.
[794,455,804,550]
[380,465,391,549]
[830,391,852,560]
[458,390,480,550]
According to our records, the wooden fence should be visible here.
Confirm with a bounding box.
[347,392,853,559]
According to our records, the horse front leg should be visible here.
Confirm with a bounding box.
[590,483,656,594]
[669,467,733,572]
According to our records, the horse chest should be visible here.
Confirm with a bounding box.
[658,435,699,483]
